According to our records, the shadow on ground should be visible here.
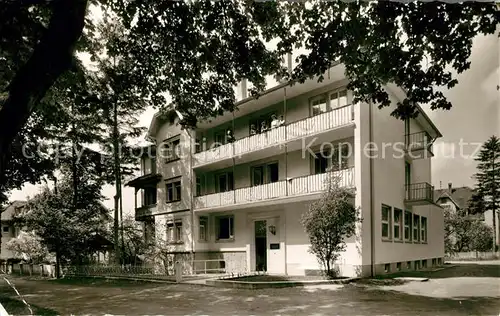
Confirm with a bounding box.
[374,264,500,279]
[0,295,58,315]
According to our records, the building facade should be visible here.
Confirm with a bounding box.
[1,201,24,261]
[127,64,445,277]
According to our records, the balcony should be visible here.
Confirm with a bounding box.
[135,204,156,221]
[404,182,434,205]
[193,104,355,168]
[194,168,355,211]
[405,131,434,159]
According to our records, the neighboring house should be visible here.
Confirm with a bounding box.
[127,63,444,277]
[1,201,25,260]
[435,184,485,221]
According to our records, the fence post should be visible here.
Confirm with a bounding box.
[175,261,182,283]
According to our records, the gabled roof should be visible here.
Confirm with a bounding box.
[1,201,26,221]
[434,187,474,210]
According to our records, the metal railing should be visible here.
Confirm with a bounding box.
[193,104,355,166]
[405,182,434,203]
[135,204,156,220]
[192,259,226,274]
[405,131,432,152]
[194,168,355,210]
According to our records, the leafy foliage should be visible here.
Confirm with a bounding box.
[444,209,493,254]
[16,176,111,265]
[108,1,498,127]
[5,231,50,264]
[301,173,359,278]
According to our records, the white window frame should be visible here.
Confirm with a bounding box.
[393,208,403,241]
[404,210,412,241]
[329,89,348,109]
[381,204,391,240]
[167,219,183,243]
[310,95,328,116]
[420,216,427,243]
[165,177,182,203]
[216,215,234,241]
[215,171,234,193]
[162,135,181,163]
[413,214,420,242]
[199,216,208,242]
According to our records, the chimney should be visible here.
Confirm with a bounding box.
[448,182,452,192]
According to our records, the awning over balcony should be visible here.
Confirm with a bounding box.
[126,173,162,188]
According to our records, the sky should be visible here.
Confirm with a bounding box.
[7,31,499,216]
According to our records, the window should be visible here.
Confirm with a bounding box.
[413,214,420,242]
[329,89,348,109]
[422,260,427,269]
[331,143,350,171]
[415,260,420,270]
[251,162,279,186]
[251,166,264,186]
[199,216,208,241]
[393,208,402,240]
[405,162,411,186]
[163,136,181,163]
[166,178,182,202]
[310,96,328,116]
[151,157,157,174]
[214,130,227,146]
[404,210,412,241]
[267,163,279,183]
[407,261,412,270]
[2,226,8,233]
[312,151,329,174]
[144,187,157,206]
[166,219,183,243]
[438,258,442,265]
[421,216,427,243]
[196,177,202,197]
[384,263,391,273]
[216,172,234,193]
[432,258,437,266]
[397,262,402,271]
[217,216,234,240]
[381,205,391,239]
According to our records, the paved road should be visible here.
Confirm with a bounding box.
[0,263,498,315]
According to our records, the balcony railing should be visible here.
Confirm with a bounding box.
[194,104,354,166]
[194,168,355,210]
[405,182,434,204]
[405,131,433,152]
[135,204,156,220]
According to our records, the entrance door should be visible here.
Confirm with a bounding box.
[254,220,267,271]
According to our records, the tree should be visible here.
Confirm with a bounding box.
[473,135,500,252]
[301,173,359,278]
[17,174,110,278]
[88,16,147,263]
[112,1,498,127]
[444,209,494,254]
[5,231,50,264]
[1,2,498,196]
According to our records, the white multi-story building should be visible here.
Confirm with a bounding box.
[127,63,444,277]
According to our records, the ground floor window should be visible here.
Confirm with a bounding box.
[420,216,427,243]
[216,216,234,240]
[407,261,412,269]
[167,219,183,243]
[199,216,208,241]
[413,214,420,242]
[422,260,427,269]
[381,204,391,239]
[397,262,402,271]
[384,263,391,273]
[393,208,402,240]
[404,210,412,241]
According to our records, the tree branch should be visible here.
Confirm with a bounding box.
[0,0,88,187]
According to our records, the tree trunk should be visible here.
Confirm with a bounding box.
[55,247,61,279]
[112,101,121,264]
[0,0,88,187]
[493,210,497,252]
